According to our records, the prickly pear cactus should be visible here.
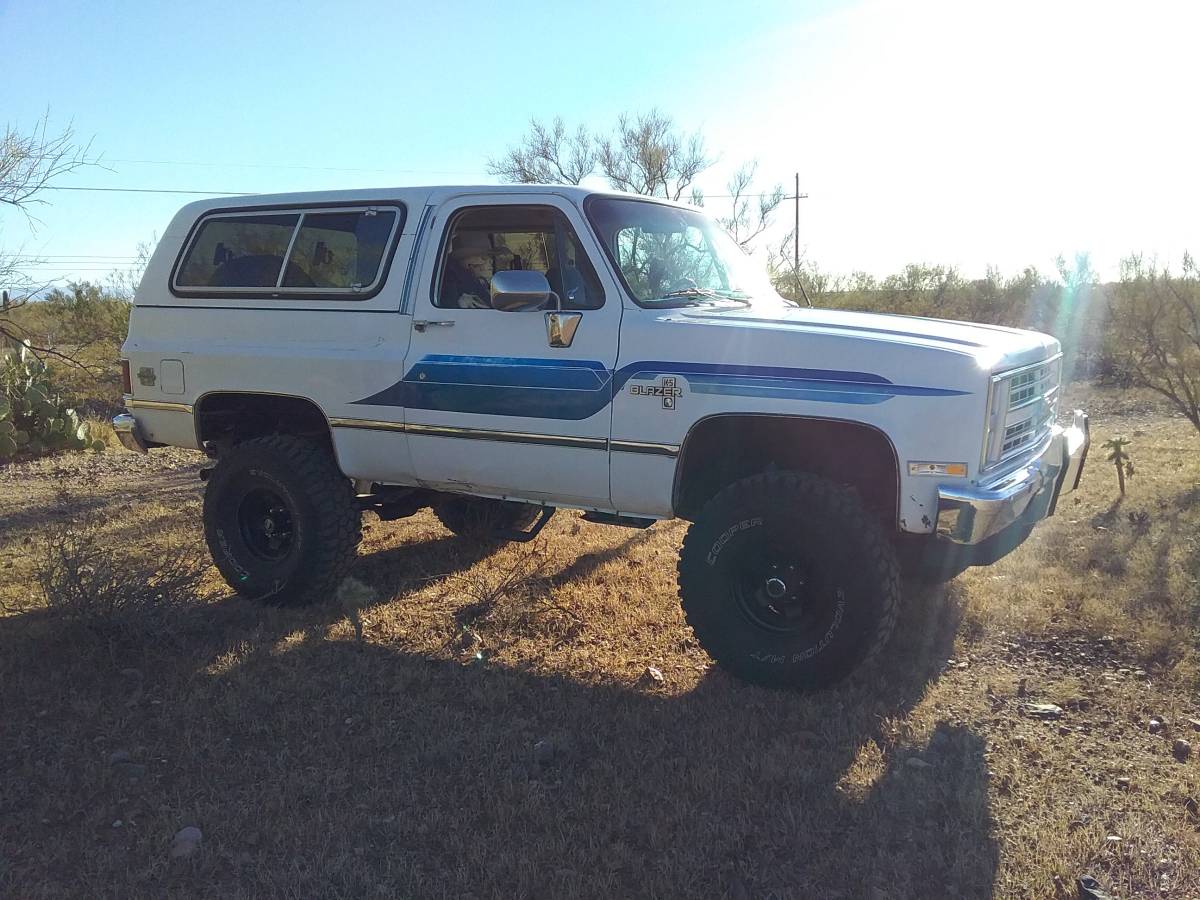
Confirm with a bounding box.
[0,343,106,462]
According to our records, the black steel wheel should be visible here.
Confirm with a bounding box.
[203,435,360,606]
[678,471,900,689]
[235,487,296,562]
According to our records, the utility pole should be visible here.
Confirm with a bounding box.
[792,173,811,307]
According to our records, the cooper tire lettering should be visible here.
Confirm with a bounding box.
[706,516,763,566]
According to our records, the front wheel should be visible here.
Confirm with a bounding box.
[202,435,361,606]
[678,472,900,689]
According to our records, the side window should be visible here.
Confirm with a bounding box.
[434,205,604,310]
[174,206,402,295]
[177,214,299,288]
[282,210,397,289]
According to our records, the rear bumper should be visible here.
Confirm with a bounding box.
[112,413,149,453]
[935,409,1089,546]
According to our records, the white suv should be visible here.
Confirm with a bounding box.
[115,185,1089,688]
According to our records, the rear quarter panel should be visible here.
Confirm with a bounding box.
[123,190,432,483]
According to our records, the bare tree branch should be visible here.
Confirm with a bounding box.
[487,117,595,186]
[491,111,782,250]
[596,110,709,200]
[1,112,100,213]
[1,114,104,369]
[715,162,784,249]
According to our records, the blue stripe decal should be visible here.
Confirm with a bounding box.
[351,355,968,419]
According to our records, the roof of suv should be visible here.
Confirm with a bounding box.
[171,184,698,220]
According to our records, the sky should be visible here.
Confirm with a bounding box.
[1,0,1197,289]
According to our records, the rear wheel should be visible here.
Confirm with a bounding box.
[434,496,539,542]
[202,435,360,606]
[678,471,900,689]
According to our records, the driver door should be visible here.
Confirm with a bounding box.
[401,194,621,507]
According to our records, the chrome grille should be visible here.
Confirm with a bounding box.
[984,355,1062,471]
[1001,418,1036,454]
[1008,363,1057,409]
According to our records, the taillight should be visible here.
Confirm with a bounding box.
[120,359,132,395]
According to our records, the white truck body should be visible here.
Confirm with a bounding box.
[121,184,1084,534]
[115,184,1089,687]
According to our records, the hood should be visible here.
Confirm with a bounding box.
[669,303,1059,372]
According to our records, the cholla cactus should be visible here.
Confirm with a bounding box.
[0,343,105,461]
[1102,436,1133,495]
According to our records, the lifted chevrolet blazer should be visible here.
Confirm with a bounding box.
[115,185,1089,689]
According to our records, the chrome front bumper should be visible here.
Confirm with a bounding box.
[112,412,149,454]
[935,410,1089,546]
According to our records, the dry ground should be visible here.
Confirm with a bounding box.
[1,385,1197,899]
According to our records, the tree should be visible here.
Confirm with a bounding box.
[486,117,595,187]
[1108,254,1200,435]
[488,110,783,249]
[40,281,131,347]
[1,113,100,357]
[1,113,94,214]
[594,110,708,201]
[707,161,785,250]
[104,239,153,301]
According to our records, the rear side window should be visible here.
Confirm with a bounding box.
[177,214,299,288]
[282,211,397,289]
[173,205,403,297]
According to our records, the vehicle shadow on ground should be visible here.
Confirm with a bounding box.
[0,550,997,899]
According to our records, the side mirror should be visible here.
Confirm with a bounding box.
[490,270,558,312]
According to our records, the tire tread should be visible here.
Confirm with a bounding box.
[202,435,360,606]
[677,471,900,687]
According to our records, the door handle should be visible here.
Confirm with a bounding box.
[413,320,455,332]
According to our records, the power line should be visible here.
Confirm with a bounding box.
[703,192,806,199]
[101,157,491,176]
[42,186,252,196]
[25,152,493,177]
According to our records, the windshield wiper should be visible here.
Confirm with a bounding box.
[656,287,751,306]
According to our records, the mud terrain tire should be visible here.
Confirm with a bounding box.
[678,471,900,689]
[202,436,360,606]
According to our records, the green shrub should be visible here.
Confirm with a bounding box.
[0,343,106,461]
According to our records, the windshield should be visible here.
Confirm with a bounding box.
[584,196,784,308]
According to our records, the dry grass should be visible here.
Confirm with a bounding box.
[24,500,206,636]
[955,385,1200,684]
[0,385,1197,899]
